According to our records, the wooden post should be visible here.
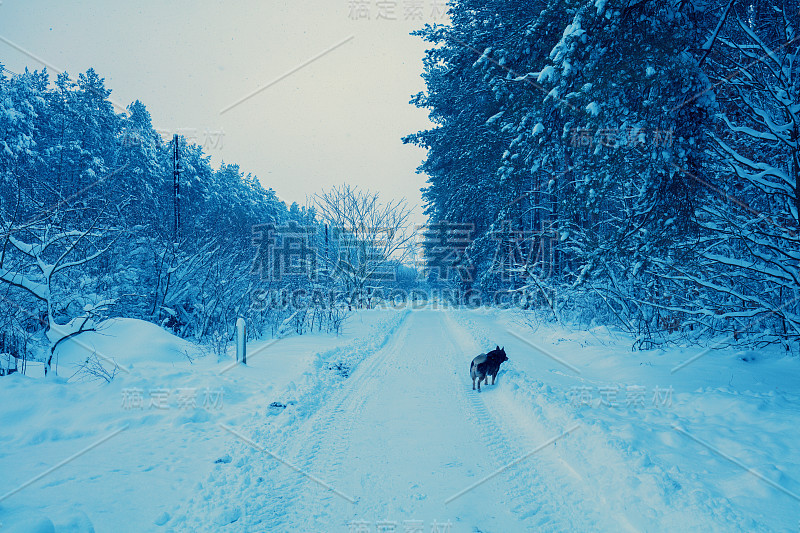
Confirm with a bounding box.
[236,317,246,365]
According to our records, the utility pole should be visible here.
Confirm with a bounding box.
[324,223,329,280]
[173,134,181,243]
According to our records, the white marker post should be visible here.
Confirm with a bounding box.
[236,317,247,365]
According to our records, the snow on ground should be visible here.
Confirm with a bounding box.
[1,307,799,532]
[453,307,800,532]
[0,311,405,532]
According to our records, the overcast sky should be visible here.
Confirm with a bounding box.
[0,0,443,225]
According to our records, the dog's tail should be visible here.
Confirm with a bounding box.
[470,360,475,372]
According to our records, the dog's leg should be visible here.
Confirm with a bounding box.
[472,377,476,390]
[492,374,496,385]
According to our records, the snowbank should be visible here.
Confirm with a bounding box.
[53,318,197,374]
[0,310,406,532]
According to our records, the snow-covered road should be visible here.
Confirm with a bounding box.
[176,309,745,532]
[247,309,566,531]
[176,310,537,531]
[3,308,798,532]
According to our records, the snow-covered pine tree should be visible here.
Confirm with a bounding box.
[405,0,572,297]
[530,0,714,342]
[668,1,800,345]
[407,0,715,342]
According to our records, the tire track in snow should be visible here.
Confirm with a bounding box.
[253,310,532,531]
[243,312,414,531]
[263,313,416,530]
[447,309,755,532]
[254,309,603,531]
[441,310,625,532]
[169,311,411,532]
[176,309,644,532]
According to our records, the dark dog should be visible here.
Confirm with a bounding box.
[470,346,508,392]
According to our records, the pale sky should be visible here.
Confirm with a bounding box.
[0,0,443,225]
